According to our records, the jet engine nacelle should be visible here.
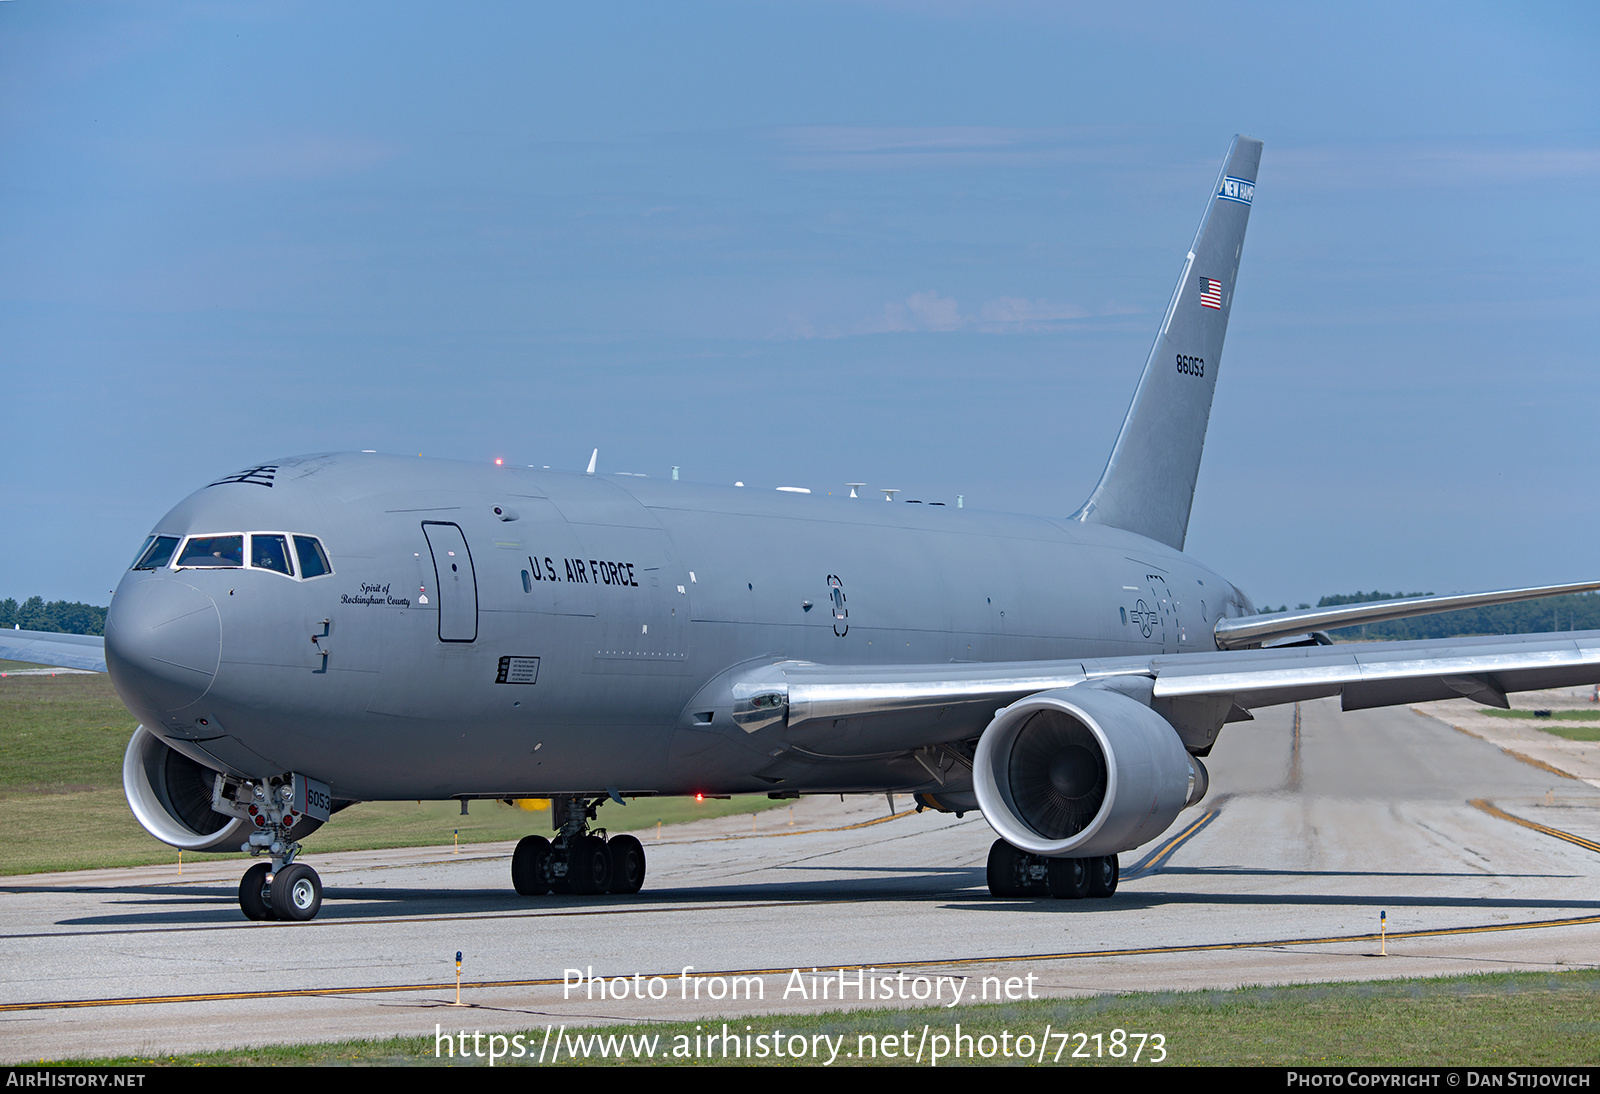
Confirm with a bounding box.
[973,686,1202,858]
[122,725,250,852]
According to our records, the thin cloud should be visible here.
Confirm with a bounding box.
[980,296,1091,323]
[858,290,964,333]
[848,291,1125,335]
[774,125,1131,171]
[1273,142,1600,191]
[144,132,404,184]
[784,126,1029,154]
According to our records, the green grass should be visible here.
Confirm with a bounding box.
[31,969,1600,1067]
[1485,708,1600,740]
[0,665,134,792]
[0,670,783,874]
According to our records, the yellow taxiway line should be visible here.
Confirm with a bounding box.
[8,911,1600,1014]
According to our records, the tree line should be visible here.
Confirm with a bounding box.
[0,598,107,636]
[1252,589,1600,641]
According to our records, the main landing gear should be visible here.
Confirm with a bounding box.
[986,839,1118,900]
[511,796,646,897]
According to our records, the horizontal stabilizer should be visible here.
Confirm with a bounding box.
[1213,581,1600,650]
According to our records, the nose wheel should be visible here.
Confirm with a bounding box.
[238,861,323,921]
[239,862,274,921]
[272,863,323,920]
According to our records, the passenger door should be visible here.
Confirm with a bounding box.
[422,522,478,642]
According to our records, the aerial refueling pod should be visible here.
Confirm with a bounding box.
[972,686,1204,859]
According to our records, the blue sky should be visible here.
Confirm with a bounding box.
[3,2,1597,607]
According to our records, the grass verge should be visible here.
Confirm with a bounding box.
[32,969,1600,1067]
[1484,708,1600,740]
[0,670,782,874]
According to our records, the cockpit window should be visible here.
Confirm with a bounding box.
[293,535,332,578]
[131,536,180,571]
[177,535,244,568]
[161,531,329,577]
[251,534,294,576]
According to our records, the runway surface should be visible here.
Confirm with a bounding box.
[3,699,1599,1062]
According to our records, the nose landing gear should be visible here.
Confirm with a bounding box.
[510,796,648,898]
[238,860,324,922]
[215,774,328,921]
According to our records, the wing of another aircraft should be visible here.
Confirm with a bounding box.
[0,629,108,673]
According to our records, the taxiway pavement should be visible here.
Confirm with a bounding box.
[3,698,1597,1061]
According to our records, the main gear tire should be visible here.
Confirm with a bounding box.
[566,835,613,895]
[512,835,551,895]
[1047,856,1091,900]
[606,835,646,894]
[1087,853,1120,898]
[986,839,1028,898]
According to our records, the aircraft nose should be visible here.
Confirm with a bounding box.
[105,578,222,714]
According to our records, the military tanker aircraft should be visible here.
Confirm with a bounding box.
[8,135,1600,921]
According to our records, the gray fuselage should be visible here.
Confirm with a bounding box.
[105,452,1250,803]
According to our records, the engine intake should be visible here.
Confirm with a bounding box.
[122,725,249,852]
[973,686,1200,858]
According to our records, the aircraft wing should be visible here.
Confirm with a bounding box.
[721,630,1600,757]
[0,629,108,673]
[1142,630,1600,711]
[1212,581,1600,649]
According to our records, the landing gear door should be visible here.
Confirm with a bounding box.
[422,522,478,642]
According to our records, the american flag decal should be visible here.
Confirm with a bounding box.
[1199,277,1222,310]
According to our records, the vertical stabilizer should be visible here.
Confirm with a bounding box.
[1073,135,1261,550]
